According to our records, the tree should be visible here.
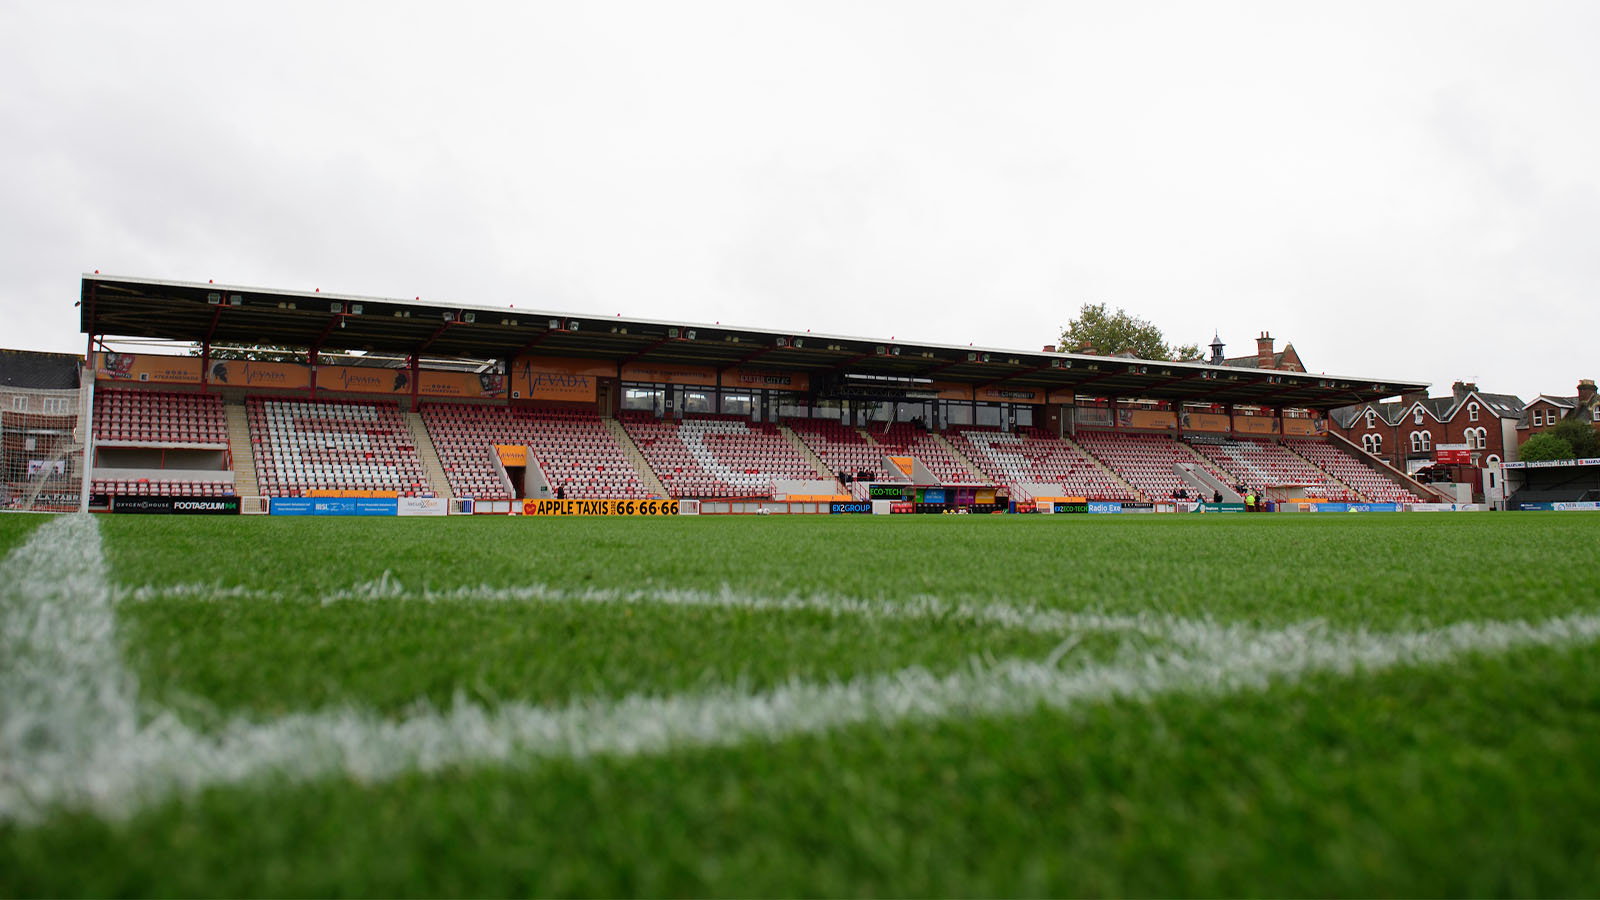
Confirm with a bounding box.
[1058,303,1200,361]
[1548,417,1600,459]
[187,344,308,363]
[1518,432,1574,462]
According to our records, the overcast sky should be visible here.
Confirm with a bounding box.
[3,1,1596,402]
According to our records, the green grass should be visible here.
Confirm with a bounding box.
[4,512,1600,896]
[0,511,48,556]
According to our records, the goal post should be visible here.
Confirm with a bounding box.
[0,372,91,513]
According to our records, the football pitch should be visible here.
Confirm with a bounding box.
[3,512,1599,896]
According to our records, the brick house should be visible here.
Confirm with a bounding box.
[1331,381,1524,500]
[1518,379,1600,447]
[1211,332,1306,373]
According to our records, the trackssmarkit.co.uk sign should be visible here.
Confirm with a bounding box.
[521,499,680,516]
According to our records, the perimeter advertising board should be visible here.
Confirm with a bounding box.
[726,368,809,392]
[210,360,312,391]
[1232,415,1279,435]
[1183,412,1231,433]
[511,356,612,403]
[1117,409,1175,430]
[96,352,202,385]
[418,370,506,399]
[318,365,410,395]
[270,497,399,516]
[110,495,241,515]
[620,362,716,387]
[521,498,680,516]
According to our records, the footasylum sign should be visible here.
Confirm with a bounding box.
[111,495,241,515]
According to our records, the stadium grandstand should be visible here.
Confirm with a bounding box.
[6,273,1455,513]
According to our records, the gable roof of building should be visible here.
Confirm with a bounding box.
[1222,343,1303,372]
[0,349,82,390]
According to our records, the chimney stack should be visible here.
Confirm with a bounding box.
[1256,332,1274,369]
[1452,381,1477,403]
[1579,378,1596,405]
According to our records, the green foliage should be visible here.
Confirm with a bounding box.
[1058,302,1199,360]
[1519,432,1575,462]
[1548,417,1600,458]
[186,344,308,363]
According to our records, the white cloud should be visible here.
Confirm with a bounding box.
[3,0,1597,400]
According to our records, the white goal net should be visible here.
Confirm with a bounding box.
[0,377,92,512]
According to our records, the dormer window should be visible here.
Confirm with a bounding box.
[1365,409,1375,428]
[1414,409,1424,425]
[1468,402,1479,422]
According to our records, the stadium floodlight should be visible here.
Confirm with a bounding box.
[793,338,803,348]
[891,346,900,356]
[568,320,580,331]
[669,327,680,339]
[228,295,243,306]
[461,312,474,323]
[685,329,695,340]
[442,312,456,323]
[548,318,561,330]
[207,293,221,304]
[775,337,788,347]
[330,302,344,314]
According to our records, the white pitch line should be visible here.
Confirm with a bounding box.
[5,517,1600,825]
[115,574,1178,639]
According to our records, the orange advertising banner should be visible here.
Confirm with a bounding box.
[96,352,202,385]
[511,355,610,403]
[889,456,914,477]
[495,444,528,467]
[1233,414,1280,435]
[1118,409,1176,430]
[209,359,311,390]
[620,361,716,387]
[417,370,507,399]
[725,367,810,392]
[976,385,1043,404]
[1184,412,1231,432]
[1281,417,1317,436]
[317,365,410,395]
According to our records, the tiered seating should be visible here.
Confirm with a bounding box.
[1284,439,1422,503]
[248,398,431,497]
[92,478,235,497]
[420,404,649,500]
[952,426,1133,500]
[876,424,985,483]
[1073,430,1231,501]
[1189,439,1356,501]
[788,420,883,479]
[622,413,818,498]
[94,389,226,444]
